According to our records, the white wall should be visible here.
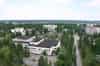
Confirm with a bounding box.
[28,46,50,55]
[28,41,61,55]
[11,28,26,36]
[85,26,100,35]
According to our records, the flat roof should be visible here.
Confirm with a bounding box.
[32,38,42,42]
[13,36,59,48]
[30,39,58,48]
[16,36,32,40]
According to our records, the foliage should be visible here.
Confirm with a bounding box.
[55,31,74,66]
[95,38,100,54]
[24,46,30,57]
[0,35,24,66]
[79,34,95,66]
[42,50,47,56]
[38,55,50,66]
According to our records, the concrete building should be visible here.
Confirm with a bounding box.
[43,25,57,32]
[12,36,61,55]
[11,28,26,36]
[85,24,100,35]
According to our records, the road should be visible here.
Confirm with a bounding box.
[73,34,82,66]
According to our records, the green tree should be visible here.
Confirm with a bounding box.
[38,56,45,66]
[24,46,30,57]
[0,34,24,66]
[0,46,12,66]
[38,55,50,66]
[56,31,74,66]
[79,34,95,66]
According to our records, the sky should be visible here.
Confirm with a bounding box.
[0,0,99,20]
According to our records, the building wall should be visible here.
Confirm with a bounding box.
[14,39,61,55]
[85,25,100,35]
[43,25,57,32]
[28,41,61,55]
[11,28,26,36]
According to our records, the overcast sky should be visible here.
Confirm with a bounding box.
[0,0,99,20]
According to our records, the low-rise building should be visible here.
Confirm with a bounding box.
[12,36,61,55]
[29,39,60,55]
[11,28,26,36]
[43,25,57,32]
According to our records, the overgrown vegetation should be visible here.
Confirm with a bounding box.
[79,34,95,66]
[0,34,26,66]
[55,30,74,66]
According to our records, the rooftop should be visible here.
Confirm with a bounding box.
[13,36,59,48]
[16,36,32,40]
[32,38,42,42]
[30,39,58,48]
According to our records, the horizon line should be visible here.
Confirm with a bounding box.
[0,19,100,21]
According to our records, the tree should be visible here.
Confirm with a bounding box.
[0,46,12,66]
[38,55,50,66]
[79,34,95,66]
[43,28,48,34]
[56,25,63,33]
[0,34,24,66]
[38,56,45,66]
[16,44,24,64]
[16,32,22,36]
[56,31,74,66]
[24,46,30,57]
[42,50,47,56]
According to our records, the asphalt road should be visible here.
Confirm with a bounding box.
[74,34,82,66]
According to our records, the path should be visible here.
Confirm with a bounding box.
[73,34,82,66]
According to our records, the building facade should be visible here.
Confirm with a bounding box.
[12,36,61,55]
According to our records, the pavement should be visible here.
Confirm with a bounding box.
[23,54,57,66]
[73,34,82,66]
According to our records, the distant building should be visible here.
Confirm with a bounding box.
[11,28,26,36]
[12,36,61,55]
[85,24,100,35]
[43,25,57,32]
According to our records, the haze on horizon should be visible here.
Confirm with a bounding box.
[0,0,99,20]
